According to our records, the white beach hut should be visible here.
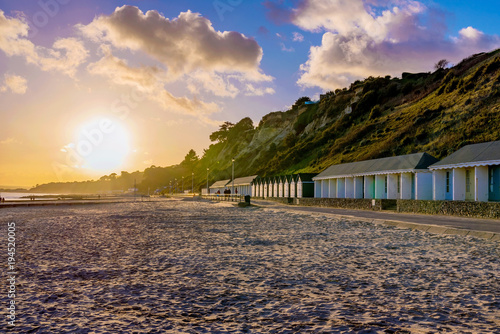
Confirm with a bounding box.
[429,141,500,202]
[313,153,439,200]
[230,175,258,196]
[209,179,230,194]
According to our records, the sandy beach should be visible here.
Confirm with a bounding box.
[1,198,499,333]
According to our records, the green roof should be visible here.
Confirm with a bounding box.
[430,141,500,169]
[314,153,438,180]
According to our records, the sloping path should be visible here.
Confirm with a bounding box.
[251,199,500,240]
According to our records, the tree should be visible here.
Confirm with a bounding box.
[181,149,199,167]
[434,59,449,70]
[209,121,235,142]
[293,96,311,108]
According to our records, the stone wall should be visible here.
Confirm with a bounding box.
[293,198,383,211]
[397,200,500,219]
[253,197,293,204]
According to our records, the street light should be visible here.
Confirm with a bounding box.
[182,176,184,193]
[191,172,194,196]
[206,167,209,195]
[232,158,235,197]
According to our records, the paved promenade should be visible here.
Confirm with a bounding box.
[252,199,500,240]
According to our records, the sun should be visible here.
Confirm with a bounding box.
[74,117,131,173]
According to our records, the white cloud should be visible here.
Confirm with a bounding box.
[78,6,272,82]
[79,5,274,113]
[287,0,500,90]
[87,49,219,117]
[0,137,22,145]
[244,84,276,96]
[280,42,295,52]
[292,32,304,42]
[458,26,484,41]
[0,10,88,78]
[1,74,27,94]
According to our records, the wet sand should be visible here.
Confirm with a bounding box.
[1,198,499,333]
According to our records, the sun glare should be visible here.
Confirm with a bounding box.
[74,117,131,173]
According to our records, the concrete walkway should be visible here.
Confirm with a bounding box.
[252,199,500,241]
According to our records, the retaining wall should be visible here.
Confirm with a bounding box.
[397,200,500,219]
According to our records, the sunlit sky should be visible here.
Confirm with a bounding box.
[1,0,499,187]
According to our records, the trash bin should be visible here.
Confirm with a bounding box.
[244,195,251,204]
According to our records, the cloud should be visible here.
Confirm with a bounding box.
[79,5,274,113]
[244,84,276,96]
[0,137,22,145]
[292,32,304,42]
[0,10,88,78]
[265,0,500,90]
[87,48,219,116]
[78,6,272,81]
[1,74,27,94]
[280,42,295,52]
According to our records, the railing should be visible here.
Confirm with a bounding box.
[203,194,245,202]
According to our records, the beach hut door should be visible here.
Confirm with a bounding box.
[489,166,500,201]
[465,169,474,201]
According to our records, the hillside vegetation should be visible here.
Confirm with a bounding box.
[31,49,500,194]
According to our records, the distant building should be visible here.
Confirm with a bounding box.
[209,179,230,194]
[313,153,438,200]
[230,175,258,196]
[429,141,500,202]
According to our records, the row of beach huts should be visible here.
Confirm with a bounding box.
[207,140,500,202]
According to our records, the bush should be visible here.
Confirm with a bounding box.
[369,105,382,119]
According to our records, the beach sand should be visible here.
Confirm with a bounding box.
[1,198,499,333]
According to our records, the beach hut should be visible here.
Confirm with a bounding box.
[283,175,291,198]
[263,177,270,198]
[313,153,439,200]
[429,141,500,202]
[272,176,279,198]
[209,179,230,194]
[278,176,284,197]
[295,173,316,198]
[252,176,260,197]
[231,175,258,196]
[290,176,296,198]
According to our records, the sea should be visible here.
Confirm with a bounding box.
[0,192,60,201]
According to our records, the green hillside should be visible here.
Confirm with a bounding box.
[30,49,500,194]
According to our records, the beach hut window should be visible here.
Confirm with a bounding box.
[384,176,388,194]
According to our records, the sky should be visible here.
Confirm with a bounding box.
[1,0,499,187]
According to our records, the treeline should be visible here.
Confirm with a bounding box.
[30,171,143,194]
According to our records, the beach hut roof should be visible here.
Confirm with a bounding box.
[429,141,500,169]
[295,173,317,182]
[210,179,230,188]
[313,153,438,180]
[232,175,258,186]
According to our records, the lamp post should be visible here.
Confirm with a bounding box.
[191,172,194,196]
[206,167,209,195]
[182,176,184,193]
[232,158,235,197]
